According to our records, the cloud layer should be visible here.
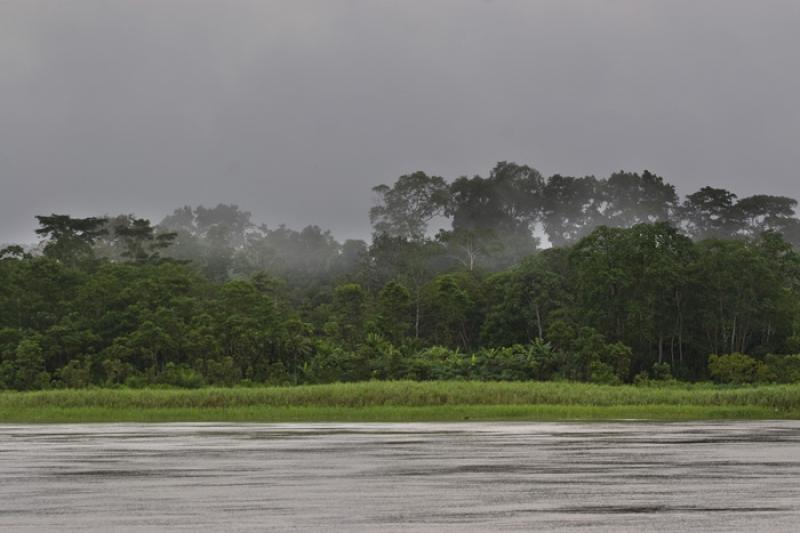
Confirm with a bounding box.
[2,0,799,243]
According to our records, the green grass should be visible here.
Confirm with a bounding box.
[1,381,799,423]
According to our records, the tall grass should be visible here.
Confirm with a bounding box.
[2,381,800,420]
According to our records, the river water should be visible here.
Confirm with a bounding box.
[1,422,799,532]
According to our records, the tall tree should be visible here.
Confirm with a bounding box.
[113,216,176,263]
[602,170,678,228]
[734,195,798,239]
[481,249,570,346]
[376,281,413,345]
[680,187,740,240]
[370,172,450,241]
[159,204,254,281]
[448,162,543,236]
[35,214,108,266]
[541,175,604,247]
[570,223,695,373]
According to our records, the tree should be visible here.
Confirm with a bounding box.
[336,239,368,274]
[365,235,446,339]
[448,162,543,236]
[329,283,367,348]
[619,223,694,370]
[481,249,570,346]
[0,245,28,261]
[370,171,450,241]
[377,281,413,345]
[436,228,498,272]
[680,187,740,240]
[569,225,631,341]
[159,204,254,281]
[35,214,108,266]
[688,238,784,359]
[5,337,50,390]
[113,216,176,263]
[422,272,484,350]
[194,204,253,249]
[235,224,341,281]
[281,318,314,384]
[601,170,678,228]
[734,195,798,239]
[541,175,604,247]
[569,223,694,373]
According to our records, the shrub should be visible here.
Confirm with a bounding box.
[2,337,52,390]
[158,363,206,389]
[589,361,620,385]
[303,341,371,383]
[708,353,766,384]
[764,354,800,383]
[404,346,464,381]
[204,356,241,386]
[652,362,672,381]
[58,357,93,388]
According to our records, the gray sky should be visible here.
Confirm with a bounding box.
[1,0,799,244]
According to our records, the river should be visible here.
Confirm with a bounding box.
[1,422,799,531]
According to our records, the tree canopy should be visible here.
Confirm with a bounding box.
[3,162,800,389]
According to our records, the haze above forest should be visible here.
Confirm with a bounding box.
[2,1,800,244]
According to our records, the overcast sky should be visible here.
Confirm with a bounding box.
[1,0,799,244]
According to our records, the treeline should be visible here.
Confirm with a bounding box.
[2,162,800,390]
[370,162,800,249]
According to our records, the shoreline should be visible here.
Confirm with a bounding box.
[0,404,794,424]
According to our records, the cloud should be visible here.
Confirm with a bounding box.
[1,0,799,244]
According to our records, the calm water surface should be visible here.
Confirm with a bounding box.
[1,422,799,532]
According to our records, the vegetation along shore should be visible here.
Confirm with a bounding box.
[2,381,799,423]
[4,164,800,421]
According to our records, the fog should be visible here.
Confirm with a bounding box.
[2,0,799,244]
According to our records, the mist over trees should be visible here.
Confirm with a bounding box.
[3,162,800,390]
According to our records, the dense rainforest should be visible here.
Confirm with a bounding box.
[3,162,800,390]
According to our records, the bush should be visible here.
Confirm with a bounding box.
[764,354,800,383]
[204,356,241,386]
[58,357,93,388]
[0,338,51,390]
[708,353,767,384]
[157,363,206,389]
[102,358,134,386]
[589,361,620,385]
[303,341,371,383]
[600,342,633,382]
[404,346,464,381]
[652,362,672,381]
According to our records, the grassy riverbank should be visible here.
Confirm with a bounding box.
[2,381,799,423]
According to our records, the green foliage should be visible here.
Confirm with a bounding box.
[303,341,370,383]
[376,281,413,344]
[651,362,673,381]
[370,172,450,241]
[156,363,206,389]
[708,353,767,384]
[1,337,51,390]
[57,356,94,388]
[202,356,240,386]
[763,354,800,384]
[6,164,800,390]
[112,216,177,263]
[329,283,366,348]
[35,214,108,266]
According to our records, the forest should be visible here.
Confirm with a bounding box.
[2,162,800,390]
